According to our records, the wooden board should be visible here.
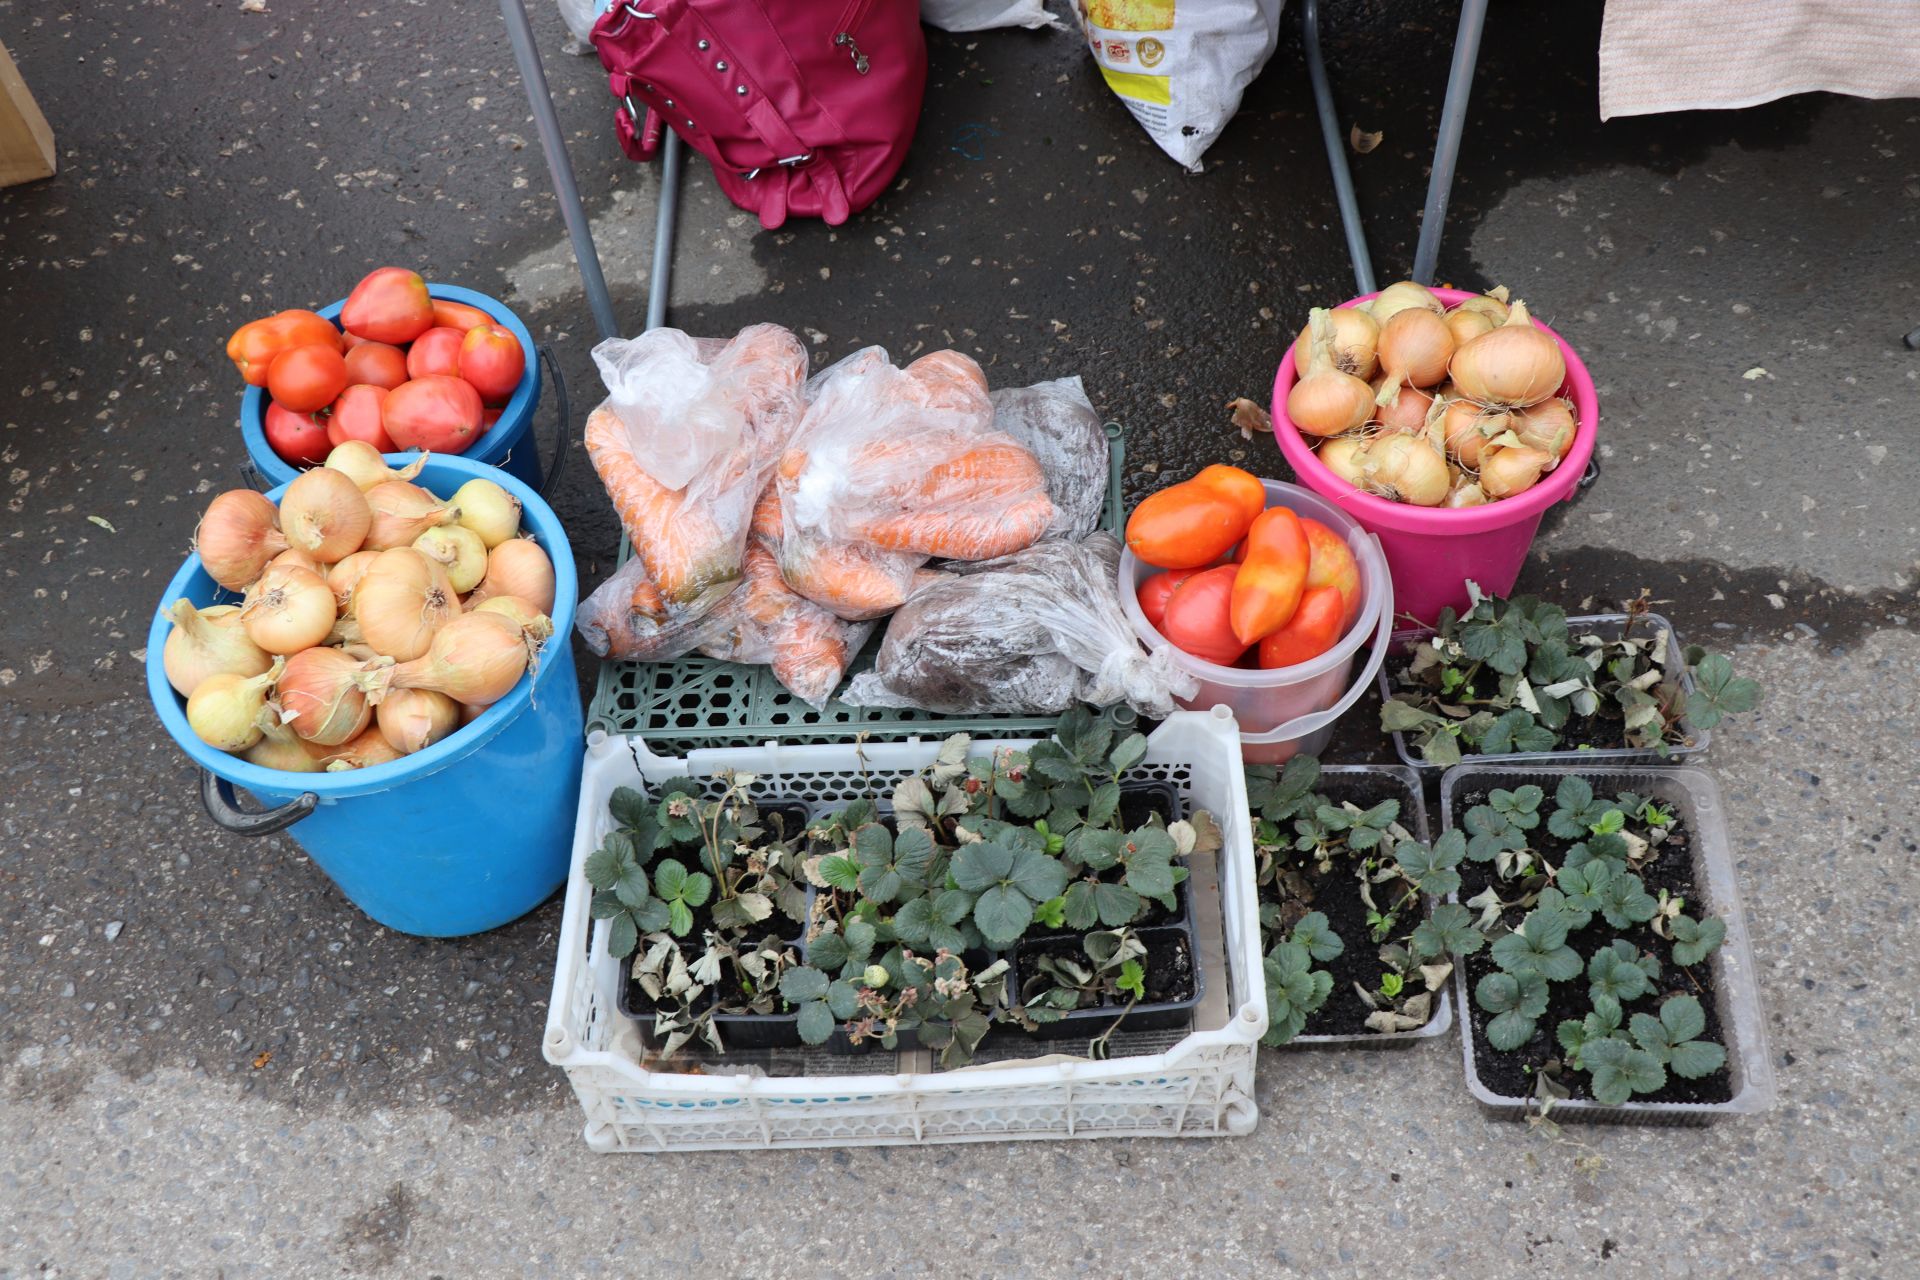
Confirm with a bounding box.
[0,38,56,188]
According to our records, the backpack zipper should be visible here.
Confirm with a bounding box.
[832,31,870,75]
[831,0,876,74]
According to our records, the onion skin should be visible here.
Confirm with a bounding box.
[195,490,289,591]
[240,564,337,655]
[451,478,523,549]
[280,467,372,563]
[1512,397,1578,459]
[376,688,461,754]
[1453,286,1511,324]
[185,656,286,753]
[162,600,272,697]
[1447,299,1566,408]
[1290,306,1379,381]
[1479,445,1555,499]
[364,481,460,551]
[467,538,556,616]
[242,703,327,773]
[325,549,382,612]
[1374,309,1456,399]
[278,646,379,746]
[1360,435,1450,506]
[353,547,459,662]
[325,441,428,493]
[370,611,532,707]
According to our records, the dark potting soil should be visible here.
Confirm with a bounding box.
[1016,928,1195,1008]
[1387,661,1691,755]
[1258,772,1433,1037]
[1456,789,1734,1106]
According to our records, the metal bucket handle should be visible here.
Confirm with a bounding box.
[200,769,318,836]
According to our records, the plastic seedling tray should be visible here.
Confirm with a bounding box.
[1441,762,1775,1126]
[1281,763,1452,1049]
[585,424,1131,753]
[1380,613,1711,773]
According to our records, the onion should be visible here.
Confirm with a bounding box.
[1373,309,1455,403]
[459,701,493,726]
[1435,398,1510,467]
[195,490,289,591]
[1454,285,1511,325]
[240,563,337,655]
[1287,309,1376,438]
[1444,308,1494,346]
[161,600,271,697]
[471,595,554,639]
[1448,299,1566,408]
[451,478,522,549]
[352,547,459,662]
[279,467,372,563]
[325,549,381,612]
[1316,435,1369,488]
[366,611,532,707]
[278,645,381,745]
[325,441,428,493]
[185,656,286,753]
[1446,475,1490,508]
[364,481,459,551]
[1479,445,1554,498]
[414,525,489,595]
[242,702,326,773]
[466,538,555,615]
[1290,306,1379,380]
[376,688,461,755]
[269,547,326,577]
[318,725,407,773]
[1369,377,1435,433]
[1366,281,1443,325]
[1513,397,1577,459]
[1361,435,1450,506]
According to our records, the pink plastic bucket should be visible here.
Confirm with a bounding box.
[1120,479,1392,765]
[1270,287,1599,626]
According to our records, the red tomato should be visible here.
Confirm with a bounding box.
[1300,518,1362,626]
[263,401,332,466]
[340,331,375,352]
[326,385,394,451]
[1231,506,1309,645]
[457,324,525,406]
[226,310,339,386]
[480,406,503,431]
[1158,565,1248,667]
[343,341,409,391]
[1258,586,1347,669]
[406,327,466,381]
[266,344,348,414]
[432,299,495,332]
[384,375,483,453]
[1137,569,1198,632]
[340,267,435,345]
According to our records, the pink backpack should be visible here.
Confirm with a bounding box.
[591,0,927,231]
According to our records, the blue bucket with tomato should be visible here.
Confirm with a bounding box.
[239,283,551,493]
[145,454,582,938]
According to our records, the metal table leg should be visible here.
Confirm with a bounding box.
[647,131,682,332]
[1300,0,1375,295]
[1410,0,1490,286]
[498,0,622,343]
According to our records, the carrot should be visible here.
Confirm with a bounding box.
[750,484,784,541]
[909,442,1047,504]
[585,406,742,612]
[575,556,731,660]
[903,350,990,414]
[629,568,666,622]
[853,491,1055,560]
[778,531,925,621]
[726,541,863,708]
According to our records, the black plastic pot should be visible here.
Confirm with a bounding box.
[1011,925,1203,1039]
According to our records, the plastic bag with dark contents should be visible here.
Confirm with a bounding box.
[585,324,808,624]
[841,532,1197,717]
[987,375,1109,540]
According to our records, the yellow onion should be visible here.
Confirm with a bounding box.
[1513,397,1578,459]
[364,481,459,551]
[185,656,286,753]
[471,595,553,637]
[467,538,556,615]
[1290,306,1379,380]
[1448,300,1566,408]
[195,490,289,590]
[1370,377,1436,434]
[318,725,407,772]
[1287,308,1376,438]
[352,547,459,662]
[1316,435,1369,488]
[242,702,327,773]
[1444,308,1494,346]
[325,549,382,612]
[459,701,493,726]
[451,478,523,549]
[1366,281,1444,325]
[277,646,382,746]
[268,547,326,576]
[1361,435,1450,506]
[1446,472,1490,507]
[1454,285,1511,324]
[240,563,337,655]
[376,688,461,755]
[367,611,533,707]
[1374,309,1455,403]
[161,600,272,698]
[1435,398,1510,468]
[279,467,371,563]
[414,525,489,595]
[325,441,427,493]
[1480,445,1555,498]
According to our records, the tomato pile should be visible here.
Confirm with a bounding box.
[228,267,527,466]
[1126,465,1361,670]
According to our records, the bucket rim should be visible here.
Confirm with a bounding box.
[145,454,577,800]
[1270,285,1599,533]
[238,282,541,487]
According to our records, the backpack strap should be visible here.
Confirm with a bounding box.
[743,98,850,228]
[609,72,664,162]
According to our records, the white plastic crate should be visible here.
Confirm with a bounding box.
[542,708,1267,1152]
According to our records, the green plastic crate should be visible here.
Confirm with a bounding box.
[586,423,1132,750]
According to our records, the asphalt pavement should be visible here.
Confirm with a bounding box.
[2,1,1916,1276]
